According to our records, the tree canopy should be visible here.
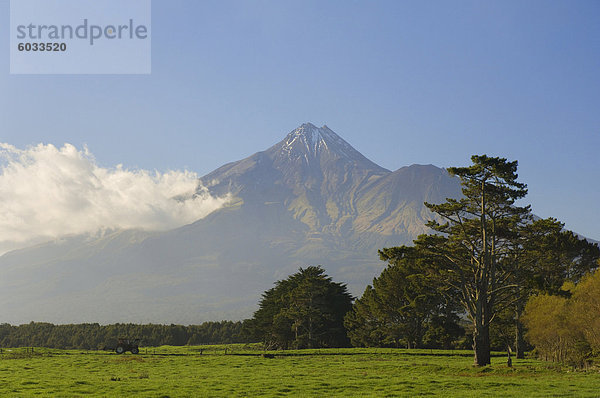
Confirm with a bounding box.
[243,266,353,349]
[344,247,463,349]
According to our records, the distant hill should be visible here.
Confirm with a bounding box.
[0,123,462,324]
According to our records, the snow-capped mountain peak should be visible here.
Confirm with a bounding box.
[277,122,369,163]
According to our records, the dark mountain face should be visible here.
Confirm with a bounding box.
[0,123,462,324]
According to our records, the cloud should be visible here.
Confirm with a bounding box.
[0,143,228,254]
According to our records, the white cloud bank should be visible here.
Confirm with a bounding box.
[0,143,228,254]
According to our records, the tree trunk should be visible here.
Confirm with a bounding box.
[473,323,491,366]
[514,310,526,359]
[473,180,491,367]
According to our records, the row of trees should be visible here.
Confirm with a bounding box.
[523,268,600,368]
[244,155,599,367]
[0,321,247,349]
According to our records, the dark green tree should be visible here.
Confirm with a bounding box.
[244,266,353,349]
[343,285,386,347]
[415,155,531,366]
[344,247,463,349]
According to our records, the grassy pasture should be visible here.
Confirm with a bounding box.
[1,345,599,397]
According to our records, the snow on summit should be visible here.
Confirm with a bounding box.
[280,123,360,160]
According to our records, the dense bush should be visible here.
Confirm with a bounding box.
[523,267,600,368]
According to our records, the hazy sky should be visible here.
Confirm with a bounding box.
[1,0,599,240]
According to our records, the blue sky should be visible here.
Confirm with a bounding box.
[1,0,599,240]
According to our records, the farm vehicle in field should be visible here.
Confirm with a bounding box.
[114,338,140,354]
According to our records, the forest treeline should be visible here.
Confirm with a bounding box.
[0,321,248,349]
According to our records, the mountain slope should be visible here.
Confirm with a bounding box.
[0,123,461,324]
[201,123,460,247]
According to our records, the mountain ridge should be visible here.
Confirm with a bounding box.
[0,123,462,324]
[200,124,459,242]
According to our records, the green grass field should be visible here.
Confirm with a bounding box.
[1,345,599,397]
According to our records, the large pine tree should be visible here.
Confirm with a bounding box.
[419,155,531,366]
